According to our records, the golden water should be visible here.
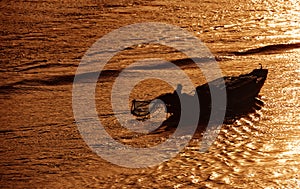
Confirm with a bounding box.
[0,0,299,188]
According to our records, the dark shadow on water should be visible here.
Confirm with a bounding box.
[232,42,300,55]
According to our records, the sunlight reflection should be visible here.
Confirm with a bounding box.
[281,141,300,156]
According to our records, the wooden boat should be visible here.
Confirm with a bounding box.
[196,65,268,115]
[131,65,268,122]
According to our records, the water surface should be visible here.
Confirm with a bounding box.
[0,0,299,188]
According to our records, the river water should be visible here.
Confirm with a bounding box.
[1,0,300,188]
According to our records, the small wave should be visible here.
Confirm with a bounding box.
[127,57,218,70]
[0,70,121,94]
[17,63,76,72]
[0,75,75,94]
[20,75,75,86]
[233,43,300,55]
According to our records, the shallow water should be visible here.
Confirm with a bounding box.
[1,0,300,188]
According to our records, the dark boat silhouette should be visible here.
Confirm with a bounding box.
[131,65,268,125]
